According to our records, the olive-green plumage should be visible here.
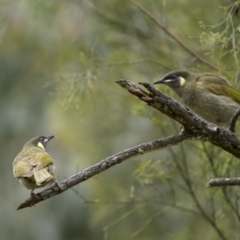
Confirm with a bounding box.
[13,135,57,195]
[153,70,240,126]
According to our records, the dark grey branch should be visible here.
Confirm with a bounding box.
[17,130,192,210]
[207,178,240,187]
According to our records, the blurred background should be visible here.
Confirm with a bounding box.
[1,0,240,239]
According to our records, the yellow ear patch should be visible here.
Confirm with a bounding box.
[37,142,45,150]
[179,77,186,86]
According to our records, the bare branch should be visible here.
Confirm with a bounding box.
[17,130,192,210]
[207,177,240,187]
[17,80,240,210]
[116,80,240,158]
[128,0,219,71]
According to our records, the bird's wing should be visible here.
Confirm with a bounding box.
[29,152,53,171]
[224,86,240,104]
[196,74,240,103]
[13,150,54,187]
[13,156,33,178]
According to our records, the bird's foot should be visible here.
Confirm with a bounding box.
[30,190,36,197]
[51,181,62,193]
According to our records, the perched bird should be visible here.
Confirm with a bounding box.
[13,135,57,195]
[153,70,240,126]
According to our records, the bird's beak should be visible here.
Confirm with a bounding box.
[153,78,165,85]
[154,76,175,84]
[154,78,176,85]
[44,135,55,143]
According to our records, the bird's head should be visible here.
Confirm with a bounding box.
[25,135,55,150]
[153,70,191,90]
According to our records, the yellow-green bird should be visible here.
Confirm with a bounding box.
[13,135,57,195]
[153,70,240,126]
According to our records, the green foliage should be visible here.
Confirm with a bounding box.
[134,159,172,185]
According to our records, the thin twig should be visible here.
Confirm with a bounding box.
[128,0,219,71]
[131,207,170,238]
[103,207,141,240]
[72,188,200,215]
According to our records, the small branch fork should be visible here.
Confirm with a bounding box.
[17,80,240,210]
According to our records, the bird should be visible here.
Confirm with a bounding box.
[13,135,57,196]
[153,70,240,126]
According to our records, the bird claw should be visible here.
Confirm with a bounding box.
[30,190,36,197]
[51,181,62,192]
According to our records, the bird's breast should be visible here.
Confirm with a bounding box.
[181,88,240,126]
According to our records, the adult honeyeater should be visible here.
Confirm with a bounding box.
[13,135,57,195]
[153,70,240,126]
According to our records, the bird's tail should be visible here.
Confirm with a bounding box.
[33,168,53,186]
